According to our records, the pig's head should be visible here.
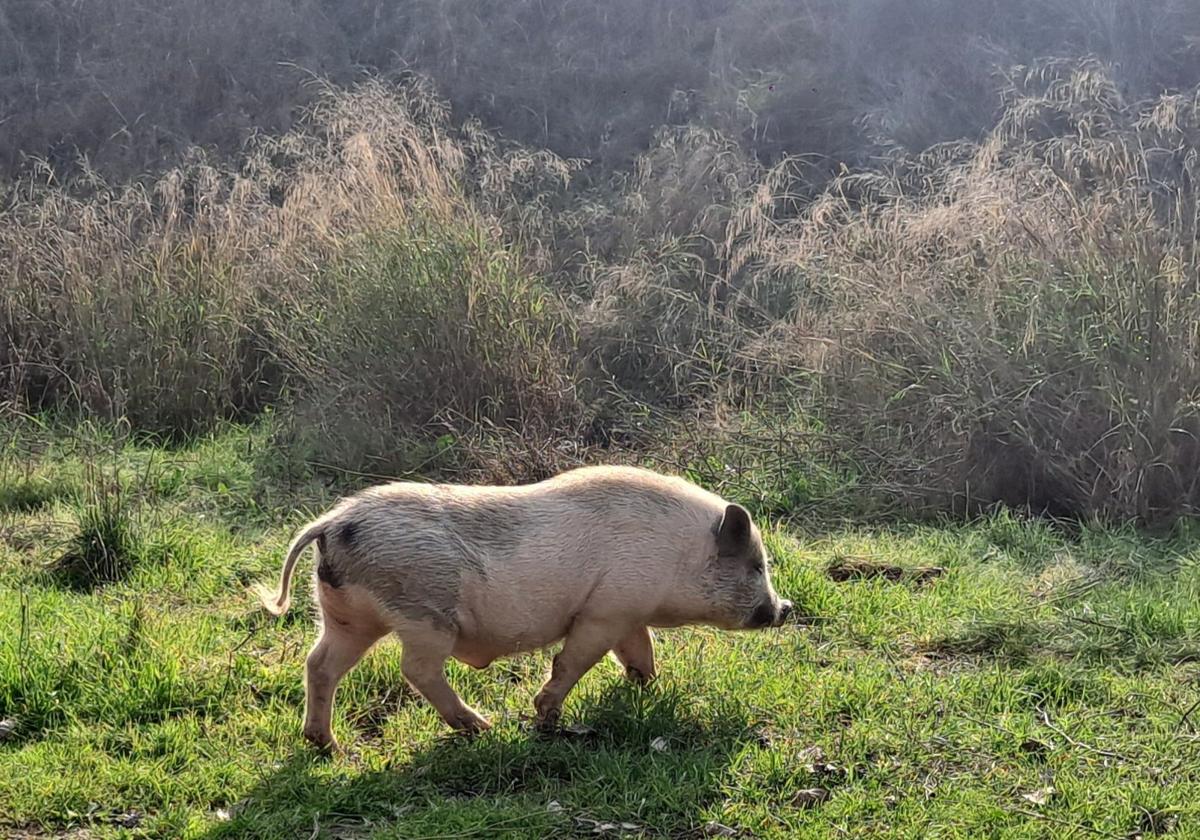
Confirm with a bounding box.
[697,503,792,631]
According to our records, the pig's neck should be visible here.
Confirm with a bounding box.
[648,557,716,628]
[648,615,691,629]
[647,601,711,629]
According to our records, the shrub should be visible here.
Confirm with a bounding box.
[0,81,582,450]
[750,62,1200,522]
[272,219,584,478]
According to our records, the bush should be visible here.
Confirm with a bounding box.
[0,81,581,445]
[748,62,1200,522]
[3,0,1198,181]
[272,219,584,478]
[7,59,1200,524]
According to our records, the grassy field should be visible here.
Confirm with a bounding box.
[5,3,1200,837]
[2,421,1199,838]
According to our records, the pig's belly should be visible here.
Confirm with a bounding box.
[450,623,569,668]
[451,578,580,668]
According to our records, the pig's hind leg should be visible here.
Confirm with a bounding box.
[611,626,657,684]
[396,623,491,735]
[304,583,390,751]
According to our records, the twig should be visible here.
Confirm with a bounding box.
[222,624,260,697]
[1039,708,1132,763]
[1064,614,1134,637]
[1177,696,1200,733]
[956,711,1022,738]
[1042,578,1102,604]
[302,459,413,483]
[1008,807,1119,838]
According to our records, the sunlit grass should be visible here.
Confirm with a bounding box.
[3,424,1200,837]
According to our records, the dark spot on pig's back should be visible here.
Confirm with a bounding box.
[337,519,359,548]
[317,549,342,588]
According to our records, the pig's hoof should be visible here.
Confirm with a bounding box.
[625,666,656,686]
[534,708,561,733]
[303,727,339,754]
[451,714,492,736]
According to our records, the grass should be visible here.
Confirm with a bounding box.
[3,422,1200,838]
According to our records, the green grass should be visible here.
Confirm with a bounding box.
[4,423,1200,838]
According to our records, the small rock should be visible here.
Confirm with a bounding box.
[547,800,564,813]
[701,822,739,837]
[0,718,16,741]
[114,811,141,828]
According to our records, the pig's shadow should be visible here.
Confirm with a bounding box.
[204,681,759,837]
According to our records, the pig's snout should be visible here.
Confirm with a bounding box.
[748,598,794,629]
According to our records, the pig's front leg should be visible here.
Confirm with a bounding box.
[611,626,656,684]
[534,617,628,730]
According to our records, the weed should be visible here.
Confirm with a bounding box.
[51,470,140,592]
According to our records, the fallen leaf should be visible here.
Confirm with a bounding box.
[700,822,738,837]
[791,788,830,808]
[650,736,669,752]
[1021,786,1055,806]
[797,745,826,764]
[547,800,564,813]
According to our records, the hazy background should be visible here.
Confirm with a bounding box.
[4,0,1200,523]
[3,0,1197,179]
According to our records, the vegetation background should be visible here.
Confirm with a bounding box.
[3,0,1200,521]
[5,1,1200,837]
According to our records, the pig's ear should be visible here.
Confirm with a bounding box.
[716,503,753,555]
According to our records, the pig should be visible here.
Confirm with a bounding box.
[254,464,792,750]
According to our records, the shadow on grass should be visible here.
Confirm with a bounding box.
[204,681,757,839]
